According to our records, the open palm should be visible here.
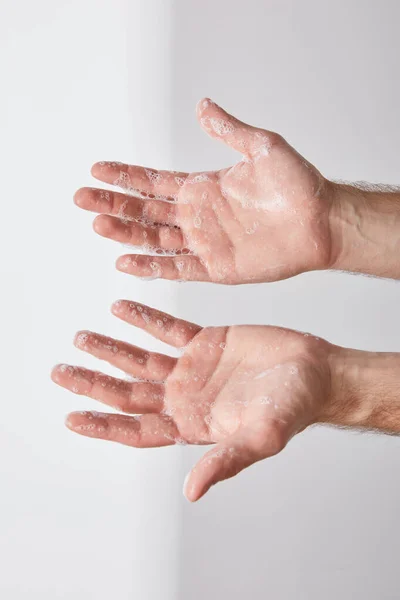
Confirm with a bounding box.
[52,301,333,501]
[74,99,334,284]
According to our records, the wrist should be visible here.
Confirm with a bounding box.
[328,181,400,278]
[322,346,400,434]
[323,346,375,428]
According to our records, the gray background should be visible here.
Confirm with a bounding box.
[173,1,400,598]
[0,1,181,598]
[2,0,400,598]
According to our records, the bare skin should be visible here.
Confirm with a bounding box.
[51,301,400,501]
[74,98,400,283]
[54,99,400,501]
[74,98,334,284]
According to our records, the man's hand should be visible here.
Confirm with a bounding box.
[74,99,336,284]
[52,301,336,501]
[52,300,400,500]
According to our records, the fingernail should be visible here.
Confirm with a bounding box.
[111,299,124,313]
[117,256,132,270]
[183,472,196,502]
[74,331,90,349]
[96,161,122,168]
[65,414,74,428]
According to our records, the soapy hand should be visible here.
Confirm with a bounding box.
[52,301,333,500]
[74,99,335,284]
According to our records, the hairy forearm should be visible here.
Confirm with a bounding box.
[322,347,400,434]
[328,181,400,279]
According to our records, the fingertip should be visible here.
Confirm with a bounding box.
[187,487,206,503]
[185,494,197,503]
[116,255,132,272]
[73,187,88,207]
[64,410,91,431]
[91,161,124,177]
[196,97,217,115]
[91,162,105,178]
[93,214,112,236]
[51,363,66,383]
[64,413,74,430]
[183,472,191,498]
[115,255,124,270]
[196,97,206,114]
[183,472,202,502]
[74,330,90,349]
[65,410,106,430]
[92,214,102,234]
[111,299,125,315]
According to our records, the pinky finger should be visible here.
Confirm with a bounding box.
[112,300,201,348]
[116,254,210,282]
[65,411,182,448]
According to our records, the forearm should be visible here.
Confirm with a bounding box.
[322,347,400,434]
[329,181,400,279]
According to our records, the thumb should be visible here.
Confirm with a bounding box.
[183,425,285,502]
[196,97,275,158]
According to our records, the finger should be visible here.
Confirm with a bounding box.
[65,410,183,448]
[184,426,284,502]
[93,214,186,253]
[73,331,176,382]
[51,364,164,413]
[74,187,178,226]
[91,162,189,199]
[116,254,210,282]
[196,97,276,158]
[111,300,201,348]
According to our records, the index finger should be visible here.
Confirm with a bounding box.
[111,300,201,348]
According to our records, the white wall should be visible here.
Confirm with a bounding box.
[0,2,181,598]
[174,1,400,599]
[3,1,400,598]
